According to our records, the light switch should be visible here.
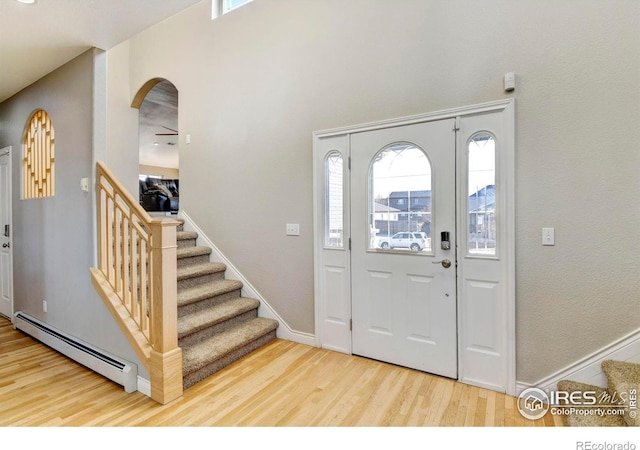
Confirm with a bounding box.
[286,223,300,236]
[542,227,555,246]
[80,177,89,192]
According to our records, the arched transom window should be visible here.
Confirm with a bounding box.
[369,143,432,253]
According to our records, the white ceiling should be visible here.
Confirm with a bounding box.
[0,0,203,103]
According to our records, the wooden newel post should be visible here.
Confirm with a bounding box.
[149,218,183,404]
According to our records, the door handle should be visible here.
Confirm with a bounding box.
[432,258,452,268]
[2,243,9,248]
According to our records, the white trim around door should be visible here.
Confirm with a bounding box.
[313,99,515,396]
[0,146,14,321]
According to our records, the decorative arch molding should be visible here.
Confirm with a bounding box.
[131,78,167,109]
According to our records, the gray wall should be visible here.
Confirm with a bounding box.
[0,50,147,378]
[105,0,640,385]
[0,0,617,388]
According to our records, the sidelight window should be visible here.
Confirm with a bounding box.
[467,133,496,256]
[325,152,344,248]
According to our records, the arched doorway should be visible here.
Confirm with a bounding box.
[133,78,179,214]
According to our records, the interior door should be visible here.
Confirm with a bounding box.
[0,147,12,319]
[350,119,457,378]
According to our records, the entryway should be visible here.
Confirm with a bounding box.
[132,78,180,214]
[313,100,515,395]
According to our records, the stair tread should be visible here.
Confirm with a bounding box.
[178,279,244,306]
[182,317,279,373]
[177,246,212,259]
[177,231,198,241]
[603,360,640,386]
[602,360,640,427]
[178,297,260,338]
[171,220,278,389]
[177,261,226,281]
[556,380,628,427]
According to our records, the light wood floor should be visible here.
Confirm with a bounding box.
[0,317,561,427]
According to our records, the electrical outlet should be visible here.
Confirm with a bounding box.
[43,300,47,313]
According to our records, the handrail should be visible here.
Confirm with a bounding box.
[90,161,182,404]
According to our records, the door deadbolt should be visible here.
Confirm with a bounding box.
[440,231,450,250]
[2,243,9,248]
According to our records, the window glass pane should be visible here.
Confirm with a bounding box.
[223,0,253,13]
[468,133,496,256]
[325,152,343,248]
[370,143,432,253]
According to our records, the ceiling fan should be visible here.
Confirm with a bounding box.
[155,126,178,136]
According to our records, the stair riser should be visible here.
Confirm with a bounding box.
[177,254,211,269]
[177,238,197,248]
[178,272,226,291]
[178,289,242,317]
[179,309,259,348]
[183,330,277,390]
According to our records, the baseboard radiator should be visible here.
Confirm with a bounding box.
[14,311,138,393]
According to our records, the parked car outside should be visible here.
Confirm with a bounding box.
[373,233,390,249]
[378,232,429,251]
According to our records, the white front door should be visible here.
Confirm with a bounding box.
[314,100,515,395]
[0,147,13,319]
[350,119,457,378]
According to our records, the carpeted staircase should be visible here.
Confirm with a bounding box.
[557,359,639,427]
[175,220,279,390]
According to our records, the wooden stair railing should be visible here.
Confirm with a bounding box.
[89,161,182,404]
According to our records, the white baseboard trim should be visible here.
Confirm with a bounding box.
[516,327,640,396]
[14,311,138,394]
[178,211,317,348]
[137,376,151,398]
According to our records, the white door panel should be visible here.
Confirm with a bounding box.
[314,135,351,354]
[351,120,457,378]
[0,148,12,319]
[457,105,515,394]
